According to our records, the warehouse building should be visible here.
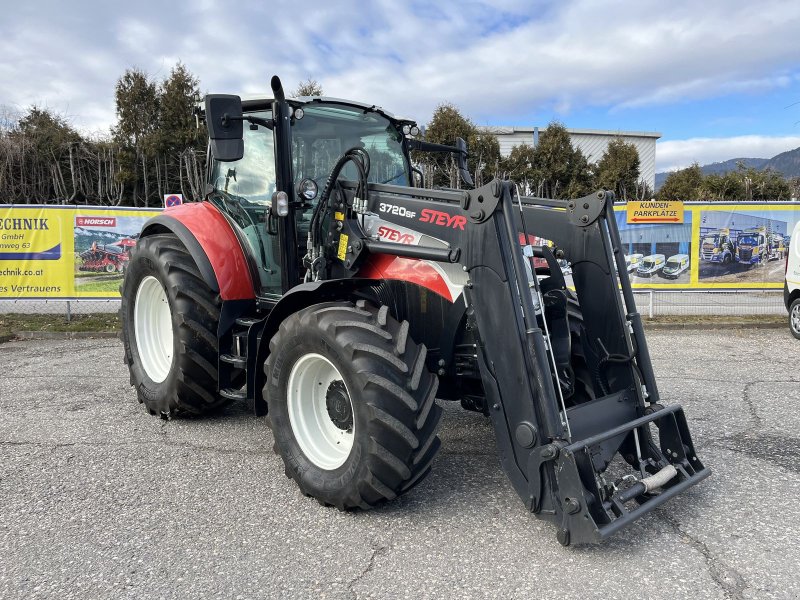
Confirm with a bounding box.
[618,222,692,258]
[480,126,661,191]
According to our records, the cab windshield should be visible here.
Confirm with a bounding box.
[702,235,719,245]
[739,235,758,246]
[291,103,409,190]
[666,260,680,269]
[641,261,655,269]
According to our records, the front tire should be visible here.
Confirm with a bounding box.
[121,233,227,417]
[265,300,442,509]
[790,298,800,340]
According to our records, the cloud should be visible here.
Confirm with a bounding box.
[656,135,800,171]
[0,0,799,134]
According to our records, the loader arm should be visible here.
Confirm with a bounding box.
[323,179,709,545]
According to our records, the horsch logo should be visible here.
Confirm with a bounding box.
[76,217,116,227]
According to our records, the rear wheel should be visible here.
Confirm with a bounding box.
[265,300,442,509]
[790,298,800,340]
[121,233,227,417]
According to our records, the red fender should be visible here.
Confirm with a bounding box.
[141,202,255,301]
[359,254,455,302]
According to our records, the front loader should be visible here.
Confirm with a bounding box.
[120,76,708,545]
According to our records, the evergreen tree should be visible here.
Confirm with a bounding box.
[657,163,703,201]
[595,138,640,201]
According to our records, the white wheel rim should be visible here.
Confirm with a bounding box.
[792,304,800,334]
[134,275,174,383]
[287,353,355,470]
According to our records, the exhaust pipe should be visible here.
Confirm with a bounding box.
[271,75,285,102]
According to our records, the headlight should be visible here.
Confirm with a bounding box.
[297,178,318,201]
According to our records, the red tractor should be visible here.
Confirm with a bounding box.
[120,77,708,545]
[79,239,133,273]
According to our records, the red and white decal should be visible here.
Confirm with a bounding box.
[376,225,416,245]
[76,217,116,227]
[419,208,466,230]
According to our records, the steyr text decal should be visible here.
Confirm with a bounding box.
[377,226,415,244]
[378,203,416,218]
[419,209,466,230]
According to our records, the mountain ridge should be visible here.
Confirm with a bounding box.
[655,146,800,190]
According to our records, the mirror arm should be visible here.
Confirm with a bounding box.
[222,114,275,130]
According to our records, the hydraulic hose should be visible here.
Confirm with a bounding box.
[616,464,678,503]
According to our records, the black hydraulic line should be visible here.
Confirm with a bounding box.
[312,147,369,247]
[363,240,460,262]
[498,185,565,440]
[604,207,660,404]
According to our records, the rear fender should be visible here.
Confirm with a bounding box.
[139,202,255,301]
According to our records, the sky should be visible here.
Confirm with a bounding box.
[1,0,799,173]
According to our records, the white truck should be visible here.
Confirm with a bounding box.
[786,221,800,339]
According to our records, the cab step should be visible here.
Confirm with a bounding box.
[220,353,246,369]
[220,387,247,401]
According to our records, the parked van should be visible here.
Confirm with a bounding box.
[636,254,665,277]
[785,221,800,339]
[660,254,690,279]
[625,253,644,272]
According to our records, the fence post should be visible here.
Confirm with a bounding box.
[649,290,654,319]
[66,300,71,323]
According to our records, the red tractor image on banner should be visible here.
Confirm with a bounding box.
[78,238,136,273]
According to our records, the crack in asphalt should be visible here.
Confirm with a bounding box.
[661,514,748,600]
[708,433,800,474]
[347,533,393,600]
[741,380,765,427]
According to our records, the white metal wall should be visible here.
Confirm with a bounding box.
[482,126,660,191]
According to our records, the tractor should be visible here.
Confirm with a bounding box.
[120,76,708,545]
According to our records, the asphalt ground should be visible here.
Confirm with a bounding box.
[1,329,798,599]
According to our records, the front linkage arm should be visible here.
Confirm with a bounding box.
[330,179,709,545]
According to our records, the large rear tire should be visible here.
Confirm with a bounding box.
[121,233,227,417]
[265,300,442,509]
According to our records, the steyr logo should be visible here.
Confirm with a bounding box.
[419,209,466,230]
[377,226,415,244]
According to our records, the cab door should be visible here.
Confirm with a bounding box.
[208,111,283,298]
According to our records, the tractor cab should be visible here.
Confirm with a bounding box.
[204,96,416,299]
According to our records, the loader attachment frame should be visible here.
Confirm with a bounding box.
[329,179,709,544]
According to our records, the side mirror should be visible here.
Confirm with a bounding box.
[455,138,474,187]
[205,94,244,162]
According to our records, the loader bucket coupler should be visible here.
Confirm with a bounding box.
[543,404,709,545]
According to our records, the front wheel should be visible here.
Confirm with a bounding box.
[790,298,800,340]
[120,233,227,417]
[264,300,442,509]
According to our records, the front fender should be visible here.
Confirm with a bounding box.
[140,202,255,301]
[252,278,382,415]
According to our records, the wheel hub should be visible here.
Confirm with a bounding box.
[325,380,353,431]
[792,304,800,333]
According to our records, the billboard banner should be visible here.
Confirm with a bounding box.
[0,205,161,299]
[1,202,799,298]
[611,203,800,289]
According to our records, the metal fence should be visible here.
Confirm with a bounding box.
[630,290,785,318]
[0,290,787,321]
